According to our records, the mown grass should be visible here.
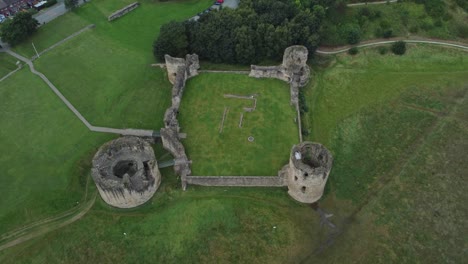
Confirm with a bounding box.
[14,0,213,58]
[179,73,298,176]
[0,171,321,263]
[0,69,113,234]
[0,53,18,77]
[25,0,212,129]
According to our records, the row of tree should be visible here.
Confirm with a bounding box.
[154,0,330,64]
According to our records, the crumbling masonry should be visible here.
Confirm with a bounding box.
[91,136,161,208]
[281,142,333,203]
[249,45,310,105]
[161,54,200,190]
[108,2,140,22]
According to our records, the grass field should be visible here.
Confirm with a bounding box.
[0,69,113,234]
[301,45,468,261]
[322,1,468,45]
[178,73,298,176]
[0,44,466,263]
[0,173,322,263]
[14,0,212,129]
[0,53,18,77]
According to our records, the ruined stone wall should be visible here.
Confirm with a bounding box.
[249,46,311,105]
[161,54,199,190]
[186,176,286,187]
[249,65,290,82]
[108,2,140,22]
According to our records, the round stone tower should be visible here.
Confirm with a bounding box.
[91,136,161,208]
[286,142,333,203]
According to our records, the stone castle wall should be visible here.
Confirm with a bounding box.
[108,2,140,22]
[161,54,199,190]
[186,176,286,187]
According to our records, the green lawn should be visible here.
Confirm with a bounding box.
[0,69,113,234]
[0,53,18,77]
[0,173,321,263]
[1,45,466,263]
[24,0,213,129]
[178,73,299,176]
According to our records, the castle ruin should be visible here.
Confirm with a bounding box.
[89,46,332,208]
[91,136,161,208]
[282,142,333,203]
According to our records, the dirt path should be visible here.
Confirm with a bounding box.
[316,38,468,55]
[0,194,96,252]
[0,176,96,252]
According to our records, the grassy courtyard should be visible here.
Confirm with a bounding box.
[178,73,299,176]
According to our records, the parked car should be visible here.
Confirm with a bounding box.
[214,0,223,5]
[0,14,6,23]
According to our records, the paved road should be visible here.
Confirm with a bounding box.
[34,3,67,25]
[316,39,468,55]
[34,0,86,25]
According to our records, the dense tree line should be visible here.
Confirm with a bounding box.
[154,0,328,64]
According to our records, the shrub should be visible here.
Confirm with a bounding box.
[343,24,361,45]
[391,41,406,55]
[409,25,419,33]
[378,46,388,55]
[455,24,468,38]
[382,28,393,38]
[424,0,446,18]
[456,0,468,12]
[348,47,358,55]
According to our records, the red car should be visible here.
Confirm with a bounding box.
[215,0,223,4]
